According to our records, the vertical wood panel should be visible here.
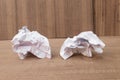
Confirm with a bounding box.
[16,0,56,38]
[55,0,93,37]
[0,0,16,40]
[1,0,120,40]
[94,0,120,36]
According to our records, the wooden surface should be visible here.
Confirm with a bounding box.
[0,0,16,40]
[1,0,120,39]
[16,0,56,38]
[55,0,93,37]
[1,0,120,40]
[0,0,93,40]
[3,0,120,39]
[0,37,120,80]
[94,0,120,36]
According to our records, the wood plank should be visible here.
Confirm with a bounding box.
[0,0,16,40]
[94,0,120,36]
[55,0,93,38]
[16,0,56,38]
[0,37,120,80]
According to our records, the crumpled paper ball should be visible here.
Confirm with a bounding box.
[60,31,105,60]
[11,26,51,59]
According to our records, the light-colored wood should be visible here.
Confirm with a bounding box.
[0,0,16,40]
[55,0,93,37]
[16,0,56,38]
[94,0,120,36]
[0,37,120,80]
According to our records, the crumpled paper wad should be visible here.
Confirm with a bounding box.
[11,26,51,59]
[60,31,105,60]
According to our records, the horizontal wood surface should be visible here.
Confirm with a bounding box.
[0,37,120,80]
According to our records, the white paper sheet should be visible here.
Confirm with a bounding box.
[60,31,105,60]
[11,26,51,59]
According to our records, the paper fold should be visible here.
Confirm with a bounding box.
[60,31,105,60]
[11,26,51,59]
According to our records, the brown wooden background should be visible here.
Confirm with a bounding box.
[0,0,120,40]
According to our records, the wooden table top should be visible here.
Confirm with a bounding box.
[0,36,120,80]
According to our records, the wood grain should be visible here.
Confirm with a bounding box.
[0,0,16,40]
[0,37,120,80]
[94,0,120,36]
[55,0,93,38]
[1,0,120,40]
[16,0,56,38]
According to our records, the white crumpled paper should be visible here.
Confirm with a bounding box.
[11,26,51,59]
[60,31,105,60]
